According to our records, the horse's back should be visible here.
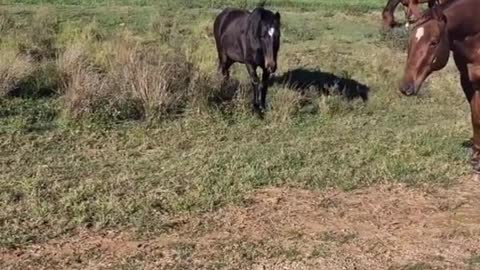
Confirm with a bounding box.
[214,8,249,41]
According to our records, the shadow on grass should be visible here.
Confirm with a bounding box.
[273,68,369,101]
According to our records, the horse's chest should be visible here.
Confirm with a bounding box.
[467,63,480,83]
[466,52,480,82]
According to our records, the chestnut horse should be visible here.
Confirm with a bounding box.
[214,7,281,113]
[382,0,440,29]
[400,0,480,174]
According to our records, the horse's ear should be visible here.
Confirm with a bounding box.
[431,6,446,24]
[275,12,281,22]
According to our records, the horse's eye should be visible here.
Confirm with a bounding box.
[430,41,439,47]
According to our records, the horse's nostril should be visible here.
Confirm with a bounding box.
[400,83,415,96]
[266,65,276,73]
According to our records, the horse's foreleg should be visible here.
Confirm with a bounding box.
[469,90,480,175]
[246,64,260,111]
[468,63,480,175]
[453,51,474,101]
[259,70,270,111]
[454,52,479,175]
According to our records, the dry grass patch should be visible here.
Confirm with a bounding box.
[0,50,35,96]
[58,41,207,121]
[113,43,196,120]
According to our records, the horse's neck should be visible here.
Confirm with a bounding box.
[452,31,480,64]
[445,0,480,40]
[383,0,402,14]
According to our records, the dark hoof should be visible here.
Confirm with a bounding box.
[462,138,473,148]
[471,157,480,178]
[252,104,265,118]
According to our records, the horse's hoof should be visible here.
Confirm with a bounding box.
[473,173,480,182]
[252,106,265,118]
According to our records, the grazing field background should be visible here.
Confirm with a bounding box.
[1,0,479,269]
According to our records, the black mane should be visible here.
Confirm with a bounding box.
[411,0,454,26]
[382,0,402,15]
[257,0,267,8]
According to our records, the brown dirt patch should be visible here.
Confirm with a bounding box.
[2,178,480,270]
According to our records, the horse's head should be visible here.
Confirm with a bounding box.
[382,10,396,29]
[382,0,402,29]
[248,8,281,73]
[405,0,443,27]
[400,6,450,96]
[404,0,423,26]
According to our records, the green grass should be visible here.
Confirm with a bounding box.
[467,254,480,269]
[2,0,385,10]
[0,1,473,250]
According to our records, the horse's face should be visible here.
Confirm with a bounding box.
[404,0,422,25]
[259,12,281,73]
[400,8,450,96]
[382,11,395,29]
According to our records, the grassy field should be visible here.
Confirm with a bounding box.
[1,1,479,269]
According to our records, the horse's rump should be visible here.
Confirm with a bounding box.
[214,8,249,43]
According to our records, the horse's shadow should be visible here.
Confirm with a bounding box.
[273,68,369,101]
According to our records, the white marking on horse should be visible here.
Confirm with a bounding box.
[415,27,425,41]
[268,27,275,37]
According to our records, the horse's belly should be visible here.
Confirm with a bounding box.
[221,34,245,63]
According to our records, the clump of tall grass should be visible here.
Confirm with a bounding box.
[379,26,409,51]
[0,50,35,97]
[267,87,303,123]
[58,44,117,120]
[58,40,214,122]
[16,8,59,62]
[113,43,197,120]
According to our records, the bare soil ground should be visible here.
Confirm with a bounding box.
[2,177,480,270]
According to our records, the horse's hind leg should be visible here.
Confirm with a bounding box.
[217,48,232,80]
[220,57,233,80]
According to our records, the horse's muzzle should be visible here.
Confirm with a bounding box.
[266,63,277,74]
[399,83,416,96]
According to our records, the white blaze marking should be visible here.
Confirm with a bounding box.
[268,27,275,37]
[415,27,425,41]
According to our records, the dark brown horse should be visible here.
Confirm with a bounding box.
[214,7,281,112]
[382,0,440,29]
[400,0,480,174]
